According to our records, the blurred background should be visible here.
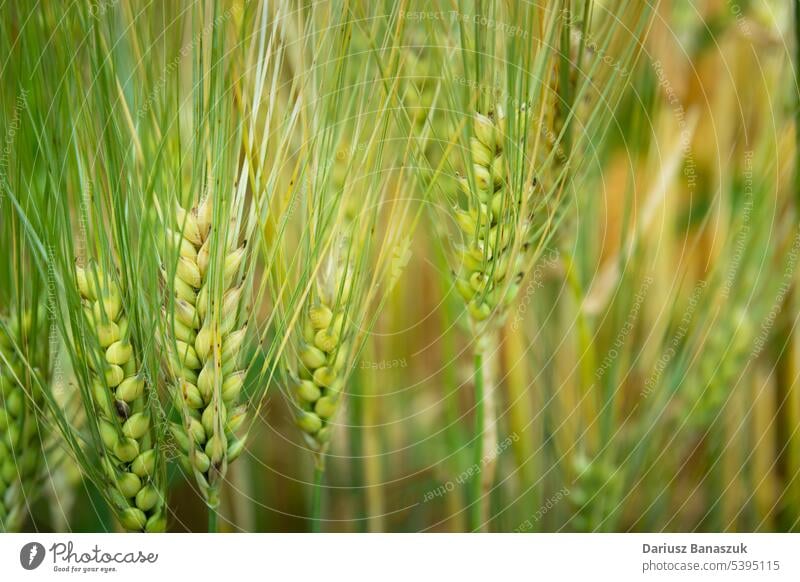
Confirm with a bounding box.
[1,0,799,532]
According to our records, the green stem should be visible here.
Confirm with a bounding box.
[348,369,366,532]
[207,505,218,533]
[468,349,484,532]
[311,462,325,533]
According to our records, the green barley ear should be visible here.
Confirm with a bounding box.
[0,310,48,532]
[451,107,535,331]
[149,0,294,525]
[420,1,656,531]
[75,264,167,532]
[284,202,414,468]
[431,2,654,334]
[0,6,56,533]
[682,187,785,429]
[0,0,176,533]
[289,253,355,457]
[164,196,250,509]
[567,453,619,531]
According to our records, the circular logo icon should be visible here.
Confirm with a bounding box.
[20,542,46,570]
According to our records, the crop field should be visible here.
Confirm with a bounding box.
[0,0,798,534]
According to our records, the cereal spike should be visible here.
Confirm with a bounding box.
[75,272,166,532]
[164,197,249,509]
[288,261,355,453]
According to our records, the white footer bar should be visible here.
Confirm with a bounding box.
[1,533,798,581]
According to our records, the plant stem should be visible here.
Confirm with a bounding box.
[311,462,325,533]
[207,505,218,533]
[348,367,366,532]
[468,349,484,532]
[503,321,538,524]
[363,351,385,533]
[442,304,467,532]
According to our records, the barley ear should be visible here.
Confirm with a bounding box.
[77,265,166,532]
[165,200,250,507]
[289,262,354,458]
[0,311,47,532]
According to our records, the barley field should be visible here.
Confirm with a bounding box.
[0,0,798,534]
